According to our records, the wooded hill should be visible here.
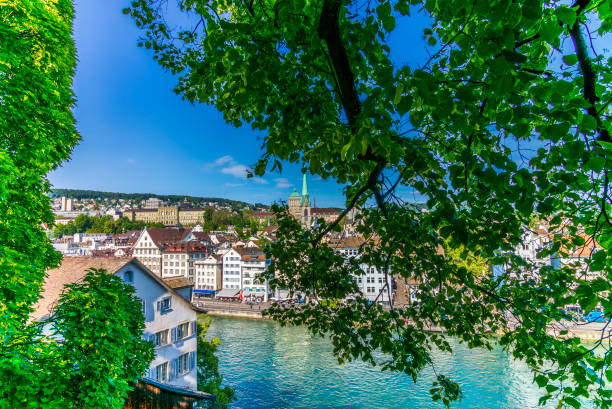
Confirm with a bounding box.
[51,188,263,209]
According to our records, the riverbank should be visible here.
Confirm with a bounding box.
[193,300,608,340]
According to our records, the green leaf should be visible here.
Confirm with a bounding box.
[555,7,577,27]
[563,54,578,65]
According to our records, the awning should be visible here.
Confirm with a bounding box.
[194,289,215,294]
[215,288,240,298]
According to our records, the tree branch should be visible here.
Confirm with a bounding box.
[568,3,611,142]
[318,0,361,131]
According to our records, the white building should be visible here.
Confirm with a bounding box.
[160,241,209,281]
[33,257,198,390]
[332,237,393,305]
[222,248,242,290]
[239,248,269,301]
[194,254,223,298]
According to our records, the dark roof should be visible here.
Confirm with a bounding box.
[162,241,209,253]
[191,232,212,242]
[147,228,191,246]
[163,277,193,289]
[139,377,214,401]
[312,208,339,215]
[252,211,275,218]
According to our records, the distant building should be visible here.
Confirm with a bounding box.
[143,197,165,209]
[239,247,269,302]
[60,196,74,211]
[331,237,393,305]
[125,205,207,226]
[132,228,191,275]
[194,254,223,298]
[160,241,209,282]
[288,174,339,228]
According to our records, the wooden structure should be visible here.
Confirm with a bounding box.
[124,378,214,409]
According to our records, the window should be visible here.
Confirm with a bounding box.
[176,322,190,341]
[157,296,172,313]
[138,298,146,316]
[177,353,190,376]
[156,362,168,382]
[155,329,169,346]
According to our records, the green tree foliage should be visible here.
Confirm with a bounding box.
[127,0,611,406]
[53,215,164,238]
[1,269,154,408]
[1,2,153,407]
[196,316,236,409]
[50,269,154,408]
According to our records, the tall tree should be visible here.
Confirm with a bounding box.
[127,0,611,406]
[1,2,153,407]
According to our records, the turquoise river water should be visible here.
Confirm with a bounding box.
[206,316,594,409]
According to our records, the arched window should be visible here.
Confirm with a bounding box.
[123,270,134,283]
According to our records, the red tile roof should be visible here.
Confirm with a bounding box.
[32,257,133,321]
[146,228,191,246]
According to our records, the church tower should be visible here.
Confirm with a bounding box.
[300,173,311,227]
[287,173,312,228]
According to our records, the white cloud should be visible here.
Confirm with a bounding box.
[273,178,292,188]
[251,178,269,185]
[225,183,244,187]
[221,164,250,178]
[126,158,136,164]
[210,155,235,167]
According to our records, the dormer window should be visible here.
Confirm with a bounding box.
[123,270,134,283]
[157,296,172,314]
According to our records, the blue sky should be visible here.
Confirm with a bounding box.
[48,1,429,207]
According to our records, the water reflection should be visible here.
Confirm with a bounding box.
[205,316,593,409]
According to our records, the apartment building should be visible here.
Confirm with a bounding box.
[33,257,198,390]
[221,248,242,290]
[332,237,393,305]
[193,254,223,298]
[160,241,209,282]
[132,228,191,275]
[239,247,269,301]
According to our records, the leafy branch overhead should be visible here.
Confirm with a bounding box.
[126,0,611,407]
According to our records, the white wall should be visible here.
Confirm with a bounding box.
[117,263,197,390]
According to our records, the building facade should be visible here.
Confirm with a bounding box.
[332,237,393,305]
[34,258,198,391]
[125,206,207,226]
[194,254,223,298]
[222,248,242,290]
[239,248,269,301]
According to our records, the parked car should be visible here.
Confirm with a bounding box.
[582,311,609,323]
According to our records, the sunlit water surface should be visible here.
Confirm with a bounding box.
[206,316,594,409]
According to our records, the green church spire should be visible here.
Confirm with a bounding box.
[302,173,308,197]
[301,173,310,204]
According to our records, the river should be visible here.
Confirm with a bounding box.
[206,316,593,409]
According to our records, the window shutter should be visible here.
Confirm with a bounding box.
[148,333,156,344]
[191,320,197,337]
[168,360,175,380]
[168,296,172,309]
[190,351,196,371]
[156,301,161,312]
[171,327,176,343]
